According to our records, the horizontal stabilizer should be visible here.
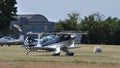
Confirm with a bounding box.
[68,46,81,49]
[68,41,81,49]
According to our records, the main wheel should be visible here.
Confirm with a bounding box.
[52,53,60,56]
[66,52,74,56]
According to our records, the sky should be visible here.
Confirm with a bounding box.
[16,0,120,22]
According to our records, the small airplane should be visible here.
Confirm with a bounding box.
[0,35,24,46]
[24,32,84,56]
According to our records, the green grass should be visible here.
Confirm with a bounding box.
[0,44,120,64]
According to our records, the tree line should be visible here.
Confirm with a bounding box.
[55,12,120,45]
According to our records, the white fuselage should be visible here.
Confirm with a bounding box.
[43,39,73,49]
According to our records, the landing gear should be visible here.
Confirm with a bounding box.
[52,53,60,56]
[66,52,74,56]
[62,47,75,56]
[52,47,75,56]
[52,47,61,56]
[8,44,11,47]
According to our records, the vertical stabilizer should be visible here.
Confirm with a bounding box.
[69,41,75,47]
[18,35,24,41]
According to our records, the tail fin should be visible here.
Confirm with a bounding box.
[69,41,75,47]
[68,41,81,49]
[18,35,24,41]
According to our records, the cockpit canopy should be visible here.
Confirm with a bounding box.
[41,34,56,42]
[27,34,38,39]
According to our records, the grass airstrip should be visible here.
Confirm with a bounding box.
[0,44,120,68]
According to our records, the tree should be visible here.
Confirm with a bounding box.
[65,13,80,30]
[0,0,17,30]
[55,20,64,30]
[79,12,104,44]
[55,12,80,30]
[79,12,120,45]
[55,12,120,45]
[103,17,120,44]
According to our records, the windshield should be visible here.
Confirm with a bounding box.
[27,34,38,39]
[41,34,56,41]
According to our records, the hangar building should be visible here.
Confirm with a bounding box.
[10,14,55,38]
